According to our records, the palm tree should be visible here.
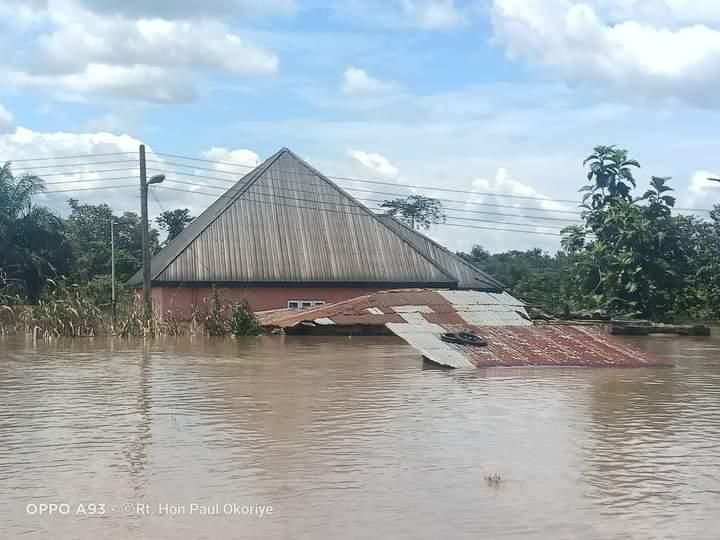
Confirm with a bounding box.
[0,163,70,303]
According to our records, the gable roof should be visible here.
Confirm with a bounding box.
[128,148,458,287]
[376,215,505,291]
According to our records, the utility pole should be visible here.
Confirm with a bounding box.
[139,144,165,323]
[140,144,151,322]
[111,220,116,328]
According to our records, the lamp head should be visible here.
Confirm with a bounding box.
[148,174,165,185]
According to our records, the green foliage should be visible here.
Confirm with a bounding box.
[0,163,72,303]
[230,300,264,336]
[381,195,446,230]
[562,145,698,321]
[156,208,194,244]
[65,199,160,283]
[459,246,576,314]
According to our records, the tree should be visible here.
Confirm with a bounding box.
[156,208,194,244]
[65,199,159,283]
[381,195,446,230]
[459,245,574,314]
[562,146,692,320]
[0,163,71,303]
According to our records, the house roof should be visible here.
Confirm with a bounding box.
[257,289,667,369]
[128,148,459,287]
[376,215,505,291]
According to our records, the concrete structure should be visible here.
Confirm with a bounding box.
[128,148,504,318]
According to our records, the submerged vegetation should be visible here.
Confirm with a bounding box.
[0,283,265,338]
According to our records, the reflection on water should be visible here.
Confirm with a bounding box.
[0,333,719,539]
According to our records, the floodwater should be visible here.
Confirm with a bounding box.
[0,333,718,540]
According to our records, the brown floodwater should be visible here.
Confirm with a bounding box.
[0,332,718,539]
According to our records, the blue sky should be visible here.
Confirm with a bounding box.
[2,0,720,253]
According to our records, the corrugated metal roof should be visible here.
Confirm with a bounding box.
[258,289,668,369]
[128,148,458,286]
[377,215,505,290]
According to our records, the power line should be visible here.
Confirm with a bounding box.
[3,151,135,163]
[15,159,138,171]
[44,175,139,186]
[9,148,714,214]
[42,184,138,194]
[151,156,579,204]
[150,165,584,215]
[36,167,138,178]
[148,153,715,214]
[155,185,569,235]
[161,179,580,227]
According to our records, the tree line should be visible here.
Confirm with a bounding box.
[0,164,193,305]
[458,146,720,322]
[3,145,720,322]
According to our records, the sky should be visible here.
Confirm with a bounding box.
[3,0,720,253]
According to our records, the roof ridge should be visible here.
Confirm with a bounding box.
[280,149,459,285]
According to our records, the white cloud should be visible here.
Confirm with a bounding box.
[471,168,573,215]
[400,0,464,29]
[75,0,295,18]
[0,124,238,219]
[4,0,279,102]
[0,104,14,133]
[0,126,144,213]
[335,0,468,29]
[491,0,720,108]
[11,64,199,104]
[31,15,278,77]
[688,170,720,194]
[341,67,398,96]
[350,150,400,178]
[202,147,260,173]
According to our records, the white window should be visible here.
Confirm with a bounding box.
[288,300,326,309]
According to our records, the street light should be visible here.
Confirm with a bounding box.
[139,145,166,324]
[708,177,720,184]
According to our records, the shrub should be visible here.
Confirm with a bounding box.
[230,300,264,336]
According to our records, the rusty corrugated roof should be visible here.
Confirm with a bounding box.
[259,289,667,369]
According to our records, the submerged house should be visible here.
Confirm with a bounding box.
[128,148,504,318]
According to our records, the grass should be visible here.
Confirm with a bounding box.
[0,280,265,339]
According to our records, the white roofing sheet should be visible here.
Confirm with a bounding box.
[437,290,525,307]
[386,323,475,369]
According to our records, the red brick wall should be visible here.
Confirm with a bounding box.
[152,286,384,319]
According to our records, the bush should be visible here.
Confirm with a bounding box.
[230,300,264,336]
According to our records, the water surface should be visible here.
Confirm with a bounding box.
[0,333,718,539]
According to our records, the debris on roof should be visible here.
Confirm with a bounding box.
[258,289,668,369]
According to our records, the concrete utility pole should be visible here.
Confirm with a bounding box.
[139,144,165,323]
[111,220,116,328]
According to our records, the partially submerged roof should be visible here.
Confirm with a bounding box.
[129,148,457,287]
[377,215,505,290]
[259,289,668,369]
